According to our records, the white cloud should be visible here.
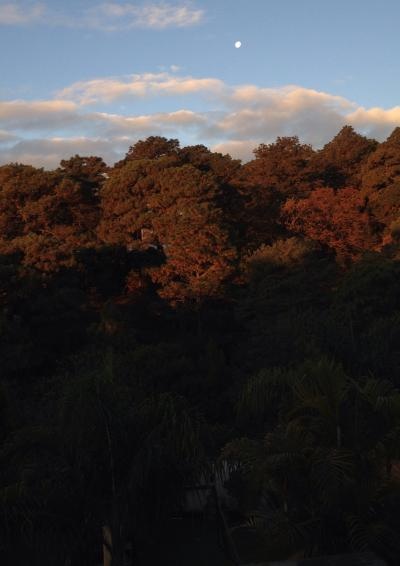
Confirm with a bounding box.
[0,2,45,25]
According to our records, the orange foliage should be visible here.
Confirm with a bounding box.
[282,187,381,260]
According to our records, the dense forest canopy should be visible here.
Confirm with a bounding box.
[2,126,400,565]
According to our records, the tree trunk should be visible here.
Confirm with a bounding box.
[103,526,112,566]
[103,521,126,566]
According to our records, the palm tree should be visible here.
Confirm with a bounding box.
[222,357,400,563]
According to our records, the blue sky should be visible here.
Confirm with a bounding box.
[1,0,400,167]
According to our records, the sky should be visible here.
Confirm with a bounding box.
[1,0,400,167]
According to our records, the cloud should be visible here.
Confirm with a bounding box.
[0,100,79,130]
[56,76,353,149]
[0,2,45,25]
[84,2,205,31]
[0,137,122,169]
[2,71,400,167]
[211,140,258,162]
[209,86,352,148]
[0,129,20,144]
[228,85,352,111]
[0,103,210,167]
[346,106,400,139]
[57,73,226,105]
[0,97,206,137]
[0,2,204,30]
[97,109,207,137]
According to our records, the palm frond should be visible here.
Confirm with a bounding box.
[237,367,292,424]
[311,447,354,503]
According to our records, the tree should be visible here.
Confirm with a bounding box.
[232,137,314,248]
[222,358,400,563]
[99,156,237,302]
[0,162,101,270]
[0,164,55,243]
[118,136,180,165]
[241,136,314,195]
[282,187,382,260]
[333,256,400,328]
[356,129,400,242]
[362,127,400,193]
[147,164,237,301]
[179,144,241,184]
[307,126,377,189]
[97,157,178,248]
[237,238,335,369]
[58,154,108,198]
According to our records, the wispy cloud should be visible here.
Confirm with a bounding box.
[0,1,205,30]
[84,2,205,31]
[57,73,226,105]
[0,2,45,25]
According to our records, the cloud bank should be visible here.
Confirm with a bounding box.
[1,71,400,167]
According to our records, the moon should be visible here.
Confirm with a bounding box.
[235,41,242,49]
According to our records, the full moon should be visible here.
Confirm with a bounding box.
[235,41,242,49]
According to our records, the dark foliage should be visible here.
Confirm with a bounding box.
[1,129,400,565]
